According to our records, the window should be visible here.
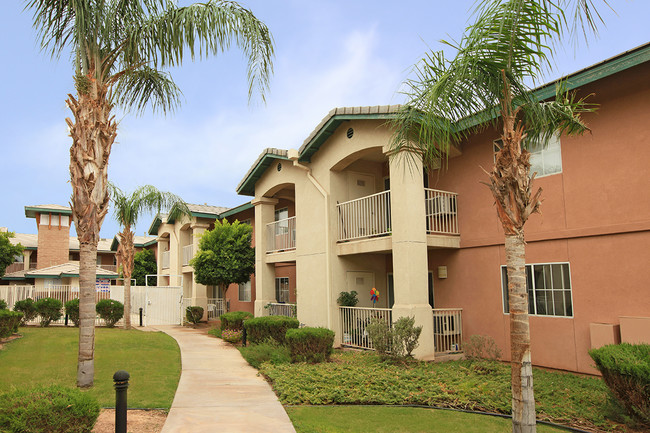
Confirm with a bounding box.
[493,135,562,177]
[239,280,251,302]
[274,208,289,234]
[501,263,573,317]
[240,219,252,226]
[275,277,290,303]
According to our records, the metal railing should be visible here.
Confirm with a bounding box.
[182,244,194,266]
[339,306,392,350]
[98,264,117,273]
[266,302,296,317]
[207,298,226,320]
[433,308,463,353]
[425,189,459,235]
[266,216,296,253]
[162,251,170,269]
[337,190,391,242]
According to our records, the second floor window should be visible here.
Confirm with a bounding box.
[239,280,252,302]
[494,135,562,177]
[275,277,290,303]
[274,208,289,234]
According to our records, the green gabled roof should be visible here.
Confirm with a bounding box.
[110,235,158,251]
[218,202,254,219]
[24,205,72,219]
[236,148,290,196]
[147,213,166,236]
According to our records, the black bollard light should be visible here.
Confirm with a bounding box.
[242,327,247,347]
[65,314,69,326]
[113,370,130,433]
[139,308,143,327]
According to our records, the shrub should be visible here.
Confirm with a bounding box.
[244,315,299,345]
[221,329,243,343]
[220,311,253,331]
[95,299,124,328]
[185,306,204,324]
[65,299,80,327]
[464,334,502,360]
[285,327,335,363]
[337,290,358,307]
[367,317,392,356]
[0,299,7,310]
[392,316,422,357]
[238,340,291,369]
[34,297,63,327]
[0,384,100,433]
[0,310,23,338]
[13,298,38,325]
[590,343,650,425]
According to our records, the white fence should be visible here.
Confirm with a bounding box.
[266,302,296,317]
[182,244,194,266]
[337,190,391,242]
[339,306,392,350]
[266,216,296,253]
[207,298,226,320]
[425,189,459,235]
[433,308,463,353]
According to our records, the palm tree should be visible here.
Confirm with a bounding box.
[110,184,189,329]
[390,1,607,431]
[26,0,274,388]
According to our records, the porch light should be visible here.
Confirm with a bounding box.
[437,266,448,279]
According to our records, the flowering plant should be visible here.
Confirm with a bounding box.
[221,328,243,343]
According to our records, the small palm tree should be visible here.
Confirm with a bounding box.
[110,184,189,330]
[390,1,607,431]
[26,0,273,388]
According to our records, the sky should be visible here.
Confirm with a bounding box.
[1,0,648,241]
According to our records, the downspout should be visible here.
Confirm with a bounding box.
[288,149,333,330]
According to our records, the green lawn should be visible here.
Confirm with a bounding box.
[286,406,566,433]
[0,327,180,408]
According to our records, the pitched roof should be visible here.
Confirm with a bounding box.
[110,235,158,251]
[23,262,118,279]
[68,237,113,252]
[25,204,72,218]
[9,233,38,249]
[236,148,289,196]
[187,203,229,216]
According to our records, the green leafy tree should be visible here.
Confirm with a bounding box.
[0,232,24,278]
[190,220,255,305]
[132,249,158,287]
[26,0,273,388]
[390,1,607,431]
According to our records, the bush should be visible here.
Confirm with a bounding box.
[0,310,23,338]
[220,311,253,331]
[392,316,422,357]
[0,384,100,433]
[590,343,650,425]
[13,298,38,325]
[285,327,335,363]
[34,297,63,327]
[464,334,502,360]
[367,317,392,355]
[65,299,80,327]
[0,299,7,310]
[337,290,358,307]
[221,329,243,343]
[185,306,204,324]
[238,340,291,369]
[95,299,123,328]
[244,315,299,345]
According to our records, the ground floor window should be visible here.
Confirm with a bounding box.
[239,280,251,302]
[275,277,290,303]
[208,285,223,299]
[501,263,573,317]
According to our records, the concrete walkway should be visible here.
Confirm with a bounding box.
[153,325,296,433]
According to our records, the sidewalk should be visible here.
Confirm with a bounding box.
[153,325,296,433]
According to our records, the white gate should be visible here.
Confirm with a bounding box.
[131,286,183,326]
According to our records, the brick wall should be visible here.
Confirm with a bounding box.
[36,214,70,269]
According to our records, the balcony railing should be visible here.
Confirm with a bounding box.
[337,190,391,242]
[182,244,194,266]
[162,251,170,269]
[433,308,463,353]
[266,216,296,253]
[425,189,459,235]
[207,298,226,320]
[98,264,117,273]
[266,302,297,317]
[339,306,392,350]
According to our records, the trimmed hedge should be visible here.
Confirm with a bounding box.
[65,299,80,327]
[0,299,7,310]
[13,298,38,324]
[243,315,299,345]
[0,384,100,433]
[0,310,23,338]
[285,327,334,363]
[220,311,253,331]
[186,306,204,324]
[34,298,63,327]
[95,299,123,328]
[590,343,650,425]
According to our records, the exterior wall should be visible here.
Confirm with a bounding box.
[35,214,70,269]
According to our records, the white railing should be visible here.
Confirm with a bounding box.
[425,189,459,235]
[162,251,170,269]
[433,308,463,353]
[207,298,226,320]
[339,306,392,350]
[266,302,296,317]
[337,190,391,242]
[182,244,194,266]
[266,216,296,253]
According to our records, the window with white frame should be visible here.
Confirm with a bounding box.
[239,280,251,302]
[501,263,573,317]
[493,135,562,177]
[274,208,289,234]
[275,277,290,303]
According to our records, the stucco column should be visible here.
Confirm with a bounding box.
[24,250,33,270]
[387,150,435,359]
[190,222,210,318]
[253,197,279,316]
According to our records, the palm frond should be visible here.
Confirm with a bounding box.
[110,184,190,228]
[112,66,182,115]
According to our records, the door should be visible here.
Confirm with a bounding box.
[348,172,376,236]
[428,271,435,309]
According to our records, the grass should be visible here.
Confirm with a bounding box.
[0,327,180,408]
[286,406,566,433]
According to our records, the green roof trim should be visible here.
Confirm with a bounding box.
[24,206,72,219]
[218,202,254,219]
[142,239,157,248]
[110,237,119,251]
[148,214,164,235]
[237,151,290,197]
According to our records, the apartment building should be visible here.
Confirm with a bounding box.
[236,43,650,374]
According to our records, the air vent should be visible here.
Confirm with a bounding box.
[277,162,282,172]
[346,128,354,139]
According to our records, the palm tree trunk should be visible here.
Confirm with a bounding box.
[77,242,97,387]
[119,228,135,329]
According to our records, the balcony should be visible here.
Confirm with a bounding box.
[182,244,194,266]
[266,216,296,254]
[162,251,170,269]
[425,189,459,235]
[337,190,391,242]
